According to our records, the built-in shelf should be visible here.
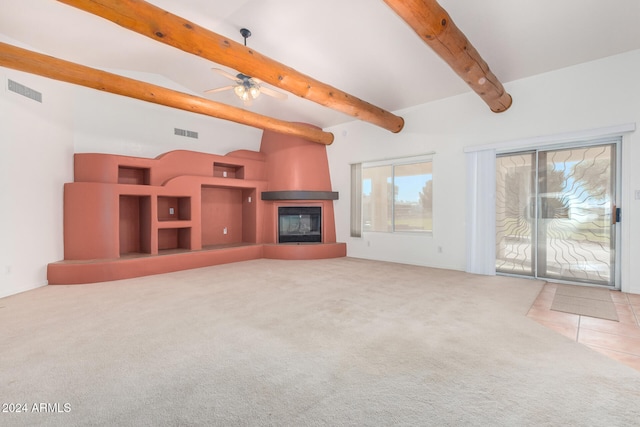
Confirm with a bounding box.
[157,220,193,229]
[158,227,191,251]
[214,162,244,179]
[118,166,150,185]
[158,196,191,221]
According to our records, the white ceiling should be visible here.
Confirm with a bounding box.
[2,0,640,131]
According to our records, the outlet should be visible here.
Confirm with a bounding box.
[222,171,227,178]
[223,227,228,235]
[248,196,252,203]
[437,246,443,253]
[169,207,175,215]
[635,189,640,200]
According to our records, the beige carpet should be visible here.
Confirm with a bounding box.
[551,283,619,321]
[1,258,639,426]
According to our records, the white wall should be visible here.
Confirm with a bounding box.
[0,69,74,298]
[327,50,640,294]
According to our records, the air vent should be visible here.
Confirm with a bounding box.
[7,79,42,103]
[174,128,198,139]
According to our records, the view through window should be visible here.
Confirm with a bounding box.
[358,158,433,234]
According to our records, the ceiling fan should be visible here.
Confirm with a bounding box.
[204,28,287,106]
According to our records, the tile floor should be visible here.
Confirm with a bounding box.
[527,282,640,372]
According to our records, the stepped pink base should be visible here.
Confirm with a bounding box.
[48,243,347,285]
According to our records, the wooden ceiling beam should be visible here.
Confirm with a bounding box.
[384,0,512,113]
[0,42,334,145]
[56,0,405,133]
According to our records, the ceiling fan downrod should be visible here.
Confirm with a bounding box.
[240,28,251,46]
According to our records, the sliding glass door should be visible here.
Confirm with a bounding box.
[496,152,536,276]
[496,142,619,287]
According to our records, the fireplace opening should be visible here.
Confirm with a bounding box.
[278,206,321,243]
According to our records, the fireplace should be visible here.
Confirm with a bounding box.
[278,206,321,243]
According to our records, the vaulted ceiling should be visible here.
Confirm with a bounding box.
[2,0,640,132]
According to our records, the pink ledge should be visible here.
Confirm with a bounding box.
[47,243,346,285]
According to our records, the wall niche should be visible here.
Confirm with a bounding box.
[118,166,150,185]
[158,196,191,221]
[119,195,151,255]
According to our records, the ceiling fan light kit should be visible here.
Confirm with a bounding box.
[232,73,261,104]
[233,81,260,102]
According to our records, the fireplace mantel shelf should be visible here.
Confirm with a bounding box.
[261,191,338,201]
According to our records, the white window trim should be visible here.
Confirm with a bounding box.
[359,153,435,168]
[464,123,635,154]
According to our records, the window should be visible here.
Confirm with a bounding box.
[351,156,433,236]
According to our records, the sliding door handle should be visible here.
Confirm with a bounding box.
[612,205,621,224]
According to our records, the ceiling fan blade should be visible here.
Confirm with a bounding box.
[204,85,235,94]
[259,86,288,100]
[212,68,241,82]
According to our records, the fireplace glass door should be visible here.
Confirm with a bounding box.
[278,206,322,243]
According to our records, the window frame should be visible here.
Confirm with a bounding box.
[351,154,434,237]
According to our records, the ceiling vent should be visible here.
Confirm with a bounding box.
[174,127,198,139]
[7,79,42,103]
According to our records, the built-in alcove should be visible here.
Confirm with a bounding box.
[118,166,150,185]
[158,196,191,221]
[213,162,244,179]
[158,227,191,251]
[201,186,243,246]
[119,195,152,255]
